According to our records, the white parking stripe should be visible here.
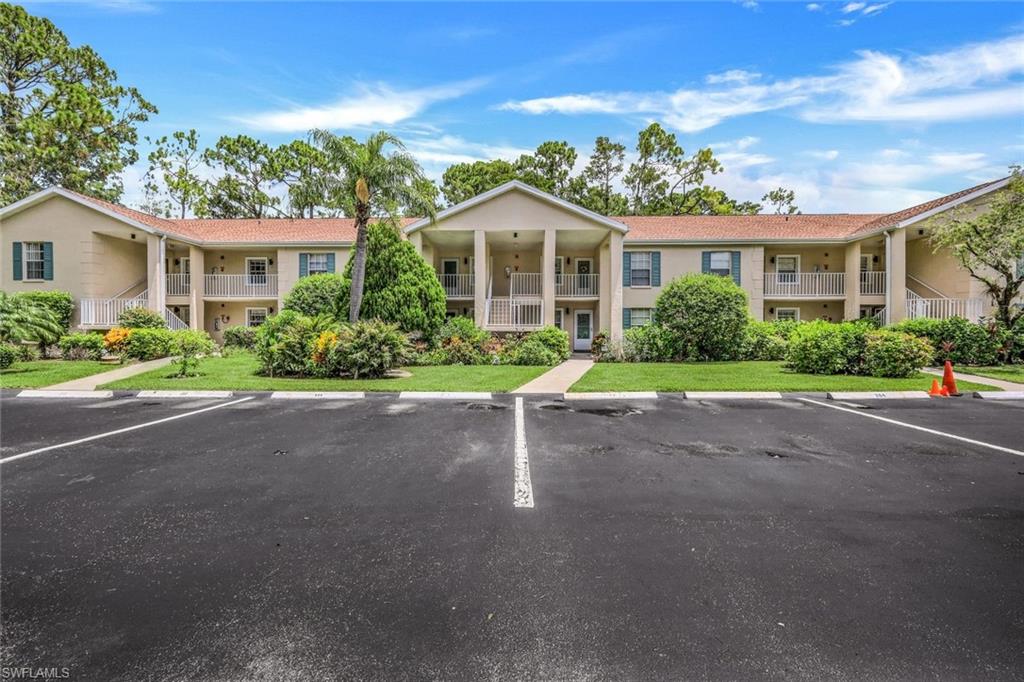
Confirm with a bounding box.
[0,397,255,465]
[799,398,1024,457]
[513,397,534,508]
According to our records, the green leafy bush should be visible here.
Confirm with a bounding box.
[0,291,63,344]
[170,330,216,377]
[440,337,486,365]
[889,317,1001,366]
[122,328,174,361]
[58,332,105,360]
[742,320,793,361]
[338,222,447,337]
[503,337,560,365]
[283,273,345,319]
[863,330,934,378]
[438,316,490,348]
[16,291,74,331]
[222,325,257,350]
[0,345,15,369]
[12,343,39,362]
[524,325,570,362]
[254,310,336,376]
[622,325,677,362]
[654,274,749,360]
[785,321,870,375]
[329,319,411,379]
[118,307,167,329]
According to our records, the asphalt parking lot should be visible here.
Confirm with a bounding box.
[2,391,1023,680]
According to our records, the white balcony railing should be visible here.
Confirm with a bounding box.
[556,273,599,298]
[166,273,191,296]
[204,274,278,298]
[906,296,984,321]
[859,271,886,295]
[80,291,149,327]
[764,272,846,298]
[486,297,543,329]
[439,273,474,298]
[510,272,542,297]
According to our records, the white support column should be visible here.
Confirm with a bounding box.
[599,238,611,333]
[189,246,205,331]
[887,229,907,324]
[474,230,487,327]
[409,232,423,257]
[542,228,556,325]
[146,234,165,314]
[609,231,624,341]
[844,240,861,321]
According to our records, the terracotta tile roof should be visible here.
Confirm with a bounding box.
[615,213,884,241]
[850,178,1007,236]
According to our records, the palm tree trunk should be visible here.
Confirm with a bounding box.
[348,203,370,322]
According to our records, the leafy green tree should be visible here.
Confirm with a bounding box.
[654,273,749,360]
[312,130,438,323]
[202,135,284,218]
[143,129,207,218]
[624,124,725,215]
[762,187,799,214]
[0,292,63,344]
[283,273,345,318]
[515,140,577,197]
[441,159,517,205]
[337,221,447,337]
[0,3,157,204]
[278,138,334,218]
[928,166,1024,327]
[577,136,628,215]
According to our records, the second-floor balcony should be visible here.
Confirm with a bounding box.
[764,272,846,298]
[439,273,474,298]
[556,273,599,298]
[204,273,278,298]
[166,273,190,296]
[858,271,886,295]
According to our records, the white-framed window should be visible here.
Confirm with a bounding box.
[775,254,799,284]
[246,307,268,327]
[555,256,564,284]
[23,242,45,280]
[554,309,563,329]
[246,257,268,285]
[859,254,871,272]
[629,308,653,327]
[630,252,652,287]
[776,307,800,321]
[709,251,733,277]
[307,253,330,275]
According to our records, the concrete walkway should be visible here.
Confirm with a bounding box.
[923,367,1024,392]
[513,357,594,394]
[44,357,174,391]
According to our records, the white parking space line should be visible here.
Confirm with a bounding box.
[513,397,534,509]
[800,398,1024,458]
[399,392,493,400]
[0,397,255,466]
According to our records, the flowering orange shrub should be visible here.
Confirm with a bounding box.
[311,330,338,366]
[103,327,132,354]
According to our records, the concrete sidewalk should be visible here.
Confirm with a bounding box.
[923,367,1024,392]
[513,357,594,394]
[44,357,174,391]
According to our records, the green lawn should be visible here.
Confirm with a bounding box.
[570,361,999,393]
[0,360,116,389]
[100,352,550,392]
[961,365,1024,384]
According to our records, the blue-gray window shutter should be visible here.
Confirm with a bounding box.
[622,252,631,287]
[651,251,661,286]
[299,253,308,278]
[701,251,711,274]
[731,251,741,285]
[43,242,54,280]
[623,308,631,329]
[12,242,22,281]
[326,253,336,273]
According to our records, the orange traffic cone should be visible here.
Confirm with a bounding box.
[929,378,945,397]
[939,385,950,397]
[942,360,961,396]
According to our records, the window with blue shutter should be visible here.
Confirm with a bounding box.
[622,252,632,287]
[326,253,336,273]
[701,251,711,274]
[43,242,54,280]
[299,253,309,278]
[730,251,741,286]
[622,308,631,329]
[704,251,740,284]
[651,252,661,286]
[12,242,22,281]
[306,253,331,275]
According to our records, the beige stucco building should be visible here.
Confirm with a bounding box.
[0,178,1014,351]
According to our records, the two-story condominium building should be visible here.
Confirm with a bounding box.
[0,177,1011,351]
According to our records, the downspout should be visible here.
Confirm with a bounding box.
[884,230,892,325]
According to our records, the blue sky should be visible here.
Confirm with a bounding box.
[27,0,1024,213]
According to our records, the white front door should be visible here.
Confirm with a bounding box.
[573,310,593,351]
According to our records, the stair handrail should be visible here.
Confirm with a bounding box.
[107,277,148,300]
[907,274,948,298]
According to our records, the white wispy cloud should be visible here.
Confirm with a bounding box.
[237,78,487,132]
[805,149,840,160]
[404,135,532,166]
[498,34,1024,132]
[841,2,866,13]
[806,3,823,11]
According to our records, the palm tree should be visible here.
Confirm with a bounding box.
[0,293,63,344]
[310,130,437,323]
